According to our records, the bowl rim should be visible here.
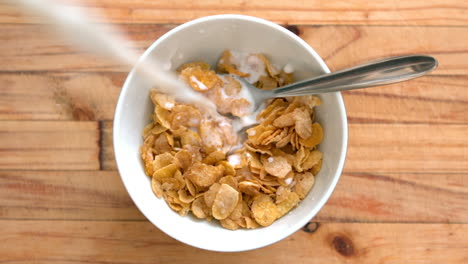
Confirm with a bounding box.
[113,14,348,252]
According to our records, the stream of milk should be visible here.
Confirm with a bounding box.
[17,0,218,115]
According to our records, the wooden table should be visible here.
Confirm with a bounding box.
[1,1,467,263]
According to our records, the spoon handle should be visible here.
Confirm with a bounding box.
[272,55,438,97]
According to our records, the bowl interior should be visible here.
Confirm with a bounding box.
[114,15,347,252]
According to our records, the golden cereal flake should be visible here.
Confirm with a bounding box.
[223,75,242,96]
[170,105,202,129]
[293,107,313,139]
[217,161,236,176]
[174,149,193,172]
[191,197,210,219]
[178,188,195,204]
[273,111,296,128]
[302,150,323,171]
[218,175,238,189]
[160,177,183,192]
[263,156,292,178]
[180,65,221,92]
[293,172,315,199]
[202,150,226,165]
[276,191,300,217]
[311,159,323,176]
[199,119,224,153]
[293,147,308,172]
[179,128,202,147]
[258,54,280,77]
[203,183,221,208]
[212,184,240,220]
[154,105,171,129]
[257,75,278,90]
[231,98,253,117]
[243,216,260,229]
[151,178,163,198]
[177,61,211,72]
[184,177,198,197]
[152,152,174,172]
[227,196,244,221]
[150,91,175,110]
[299,123,323,148]
[238,181,261,196]
[257,99,288,120]
[185,162,224,188]
[153,164,179,180]
[153,132,173,154]
[297,95,321,111]
[251,194,279,227]
[220,218,240,230]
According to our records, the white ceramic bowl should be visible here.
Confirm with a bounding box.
[114,14,348,252]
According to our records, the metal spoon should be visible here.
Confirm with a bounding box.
[235,55,438,111]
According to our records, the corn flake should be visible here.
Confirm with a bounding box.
[204,183,221,208]
[277,191,300,217]
[185,162,224,188]
[251,194,279,227]
[299,123,323,147]
[153,164,179,180]
[263,156,292,178]
[293,172,315,199]
[180,65,221,92]
[212,184,239,220]
[191,197,210,219]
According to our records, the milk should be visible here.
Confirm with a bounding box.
[17,0,217,115]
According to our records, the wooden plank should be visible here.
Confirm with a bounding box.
[0,171,466,222]
[318,172,468,223]
[101,121,115,170]
[300,26,468,75]
[0,121,99,170]
[346,124,468,173]
[103,122,468,172]
[4,0,468,26]
[0,171,141,220]
[2,73,468,124]
[0,73,124,121]
[343,75,468,124]
[1,220,467,263]
[1,25,468,75]
[0,24,169,72]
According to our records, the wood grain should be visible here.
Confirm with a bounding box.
[0,73,124,121]
[101,122,468,172]
[100,121,115,171]
[346,124,468,173]
[2,73,468,124]
[1,220,467,263]
[300,26,468,75]
[0,121,99,170]
[343,75,468,124]
[321,172,468,223]
[1,0,467,261]
[4,0,468,26]
[1,24,468,75]
[0,24,169,72]
[0,170,466,222]
[0,171,140,220]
